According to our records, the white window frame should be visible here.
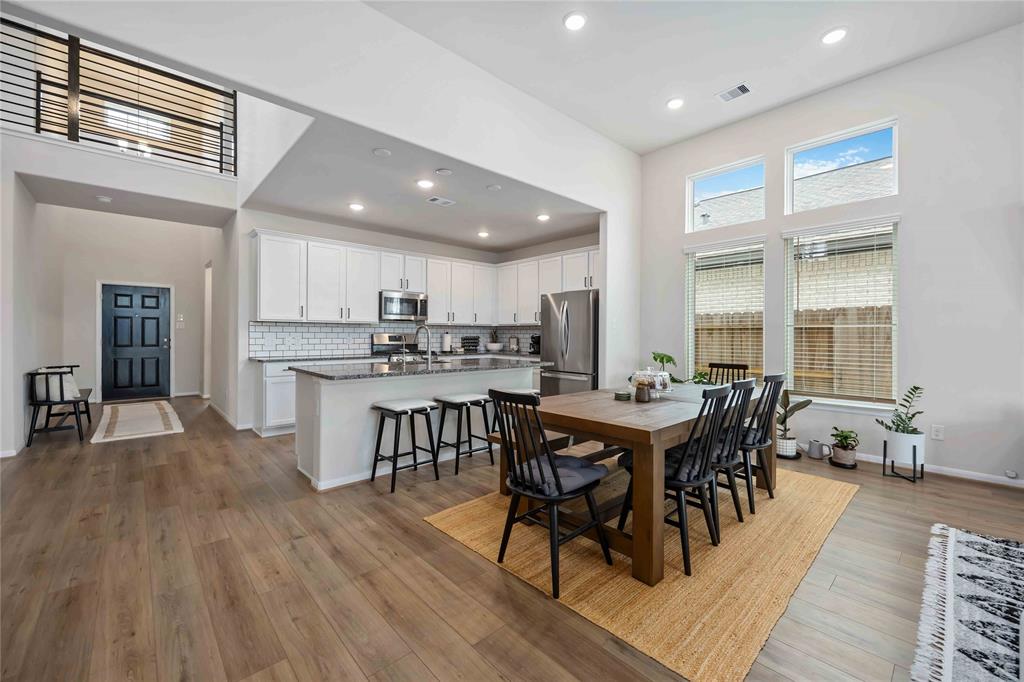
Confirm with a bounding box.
[685,155,766,233]
[784,117,899,216]
[782,214,900,405]
[683,235,767,379]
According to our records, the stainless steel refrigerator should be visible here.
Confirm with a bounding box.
[540,290,598,396]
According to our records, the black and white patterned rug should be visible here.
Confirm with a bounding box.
[913,524,1023,681]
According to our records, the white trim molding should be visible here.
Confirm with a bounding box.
[853,453,1024,489]
[780,213,901,240]
[683,233,767,254]
[1,449,19,459]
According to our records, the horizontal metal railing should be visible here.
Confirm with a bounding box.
[1,16,236,175]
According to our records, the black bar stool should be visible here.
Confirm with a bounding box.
[370,398,438,493]
[434,393,494,474]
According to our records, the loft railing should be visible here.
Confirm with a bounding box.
[1,16,237,175]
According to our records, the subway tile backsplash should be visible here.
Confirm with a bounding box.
[248,321,541,359]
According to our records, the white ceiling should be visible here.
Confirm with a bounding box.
[370,1,1024,154]
[18,174,236,227]
[245,115,601,251]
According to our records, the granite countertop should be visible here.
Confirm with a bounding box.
[289,357,546,380]
[252,352,541,363]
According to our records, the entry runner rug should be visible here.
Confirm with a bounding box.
[912,524,1023,682]
[90,400,183,443]
[425,468,857,681]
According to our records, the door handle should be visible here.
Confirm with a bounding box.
[540,371,591,381]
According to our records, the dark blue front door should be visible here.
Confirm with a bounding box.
[101,284,171,400]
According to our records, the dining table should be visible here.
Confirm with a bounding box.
[494,385,776,587]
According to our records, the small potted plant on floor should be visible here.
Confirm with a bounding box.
[875,385,926,470]
[829,427,860,469]
[776,390,811,459]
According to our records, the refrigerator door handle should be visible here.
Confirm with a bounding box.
[540,371,592,381]
[561,300,570,360]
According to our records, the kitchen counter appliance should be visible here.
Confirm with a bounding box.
[540,290,598,396]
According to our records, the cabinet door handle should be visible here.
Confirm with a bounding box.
[346,307,350,319]
[300,305,304,318]
[514,312,517,322]
[340,307,343,319]
[474,313,477,323]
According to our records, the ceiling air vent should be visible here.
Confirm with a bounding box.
[717,83,750,102]
[426,195,456,207]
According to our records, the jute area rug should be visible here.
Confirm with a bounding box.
[912,523,1022,682]
[425,468,858,681]
[90,400,183,443]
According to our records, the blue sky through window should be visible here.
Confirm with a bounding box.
[793,127,893,180]
[693,162,764,204]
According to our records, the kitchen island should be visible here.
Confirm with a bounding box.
[290,357,538,490]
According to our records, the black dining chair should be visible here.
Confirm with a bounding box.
[490,389,620,599]
[710,378,757,530]
[616,384,733,576]
[733,373,786,513]
[708,362,748,386]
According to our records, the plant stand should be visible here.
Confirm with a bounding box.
[882,439,924,483]
[828,457,857,470]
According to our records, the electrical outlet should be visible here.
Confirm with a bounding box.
[930,424,945,441]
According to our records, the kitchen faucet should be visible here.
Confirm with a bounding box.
[414,324,432,369]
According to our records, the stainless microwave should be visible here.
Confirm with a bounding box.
[379,290,428,321]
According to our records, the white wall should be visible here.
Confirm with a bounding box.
[14,0,642,401]
[641,25,1024,481]
[236,94,314,205]
[34,205,220,400]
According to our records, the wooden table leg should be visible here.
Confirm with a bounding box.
[756,435,776,491]
[630,439,664,586]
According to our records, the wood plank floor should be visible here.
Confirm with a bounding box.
[3,397,1021,681]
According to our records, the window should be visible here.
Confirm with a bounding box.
[105,103,171,141]
[784,220,897,402]
[685,242,764,379]
[788,121,897,214]
[687,158,765,232]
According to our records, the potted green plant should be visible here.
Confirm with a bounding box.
[875,385,925,467]
[650,351,684,384]
[687,370,711,385]
[776,390,811,459]
[829,427,860,469]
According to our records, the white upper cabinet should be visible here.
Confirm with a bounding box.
[450,262,474,325]
[497,265,517,325]
[379,252,426,292]
[473,265,496,325]
[588,249,602,291]
[345,246,380,322]
[306,241,345,322]
[538,256,562,297]
[561,251,590,293]
[404,255,426,293]
[258,234,306,321]
[516,260,539,324]
[426,259,451,324]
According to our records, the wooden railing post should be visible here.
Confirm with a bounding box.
[66,35,80,141]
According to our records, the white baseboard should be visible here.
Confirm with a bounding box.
[201,394,211,399]
[851,452,1024,488]
[173,391,200,398]
[1,449,18,458]
[300,450,460,492]
[254,424,295,438]
[207,401,252,430]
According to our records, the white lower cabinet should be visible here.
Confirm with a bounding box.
[264,376,297,428]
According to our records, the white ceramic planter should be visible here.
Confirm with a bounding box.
[885,431,926,465]
[777,437,798,458]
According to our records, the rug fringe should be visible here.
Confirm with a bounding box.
[911,523,954,682]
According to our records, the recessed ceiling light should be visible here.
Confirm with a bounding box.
[435,168,453,176]
[537,214,550,222]
[478,230,490,238]
[96,195,113,203]
[416,179,434,189]
[821,27,847,45]
[486,184,502,191]
[349,203,365,212]
[563,11,587,31]
[372,147,392,157]
[666,97,684,110]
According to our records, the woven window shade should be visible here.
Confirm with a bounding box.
[686,243,764,379]
[784,222,897,402]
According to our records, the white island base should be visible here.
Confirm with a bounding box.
[294,366,533,491]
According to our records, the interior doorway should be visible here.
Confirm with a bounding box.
[203,264,212,399]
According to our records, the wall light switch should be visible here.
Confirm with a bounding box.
[930,424,945,441]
